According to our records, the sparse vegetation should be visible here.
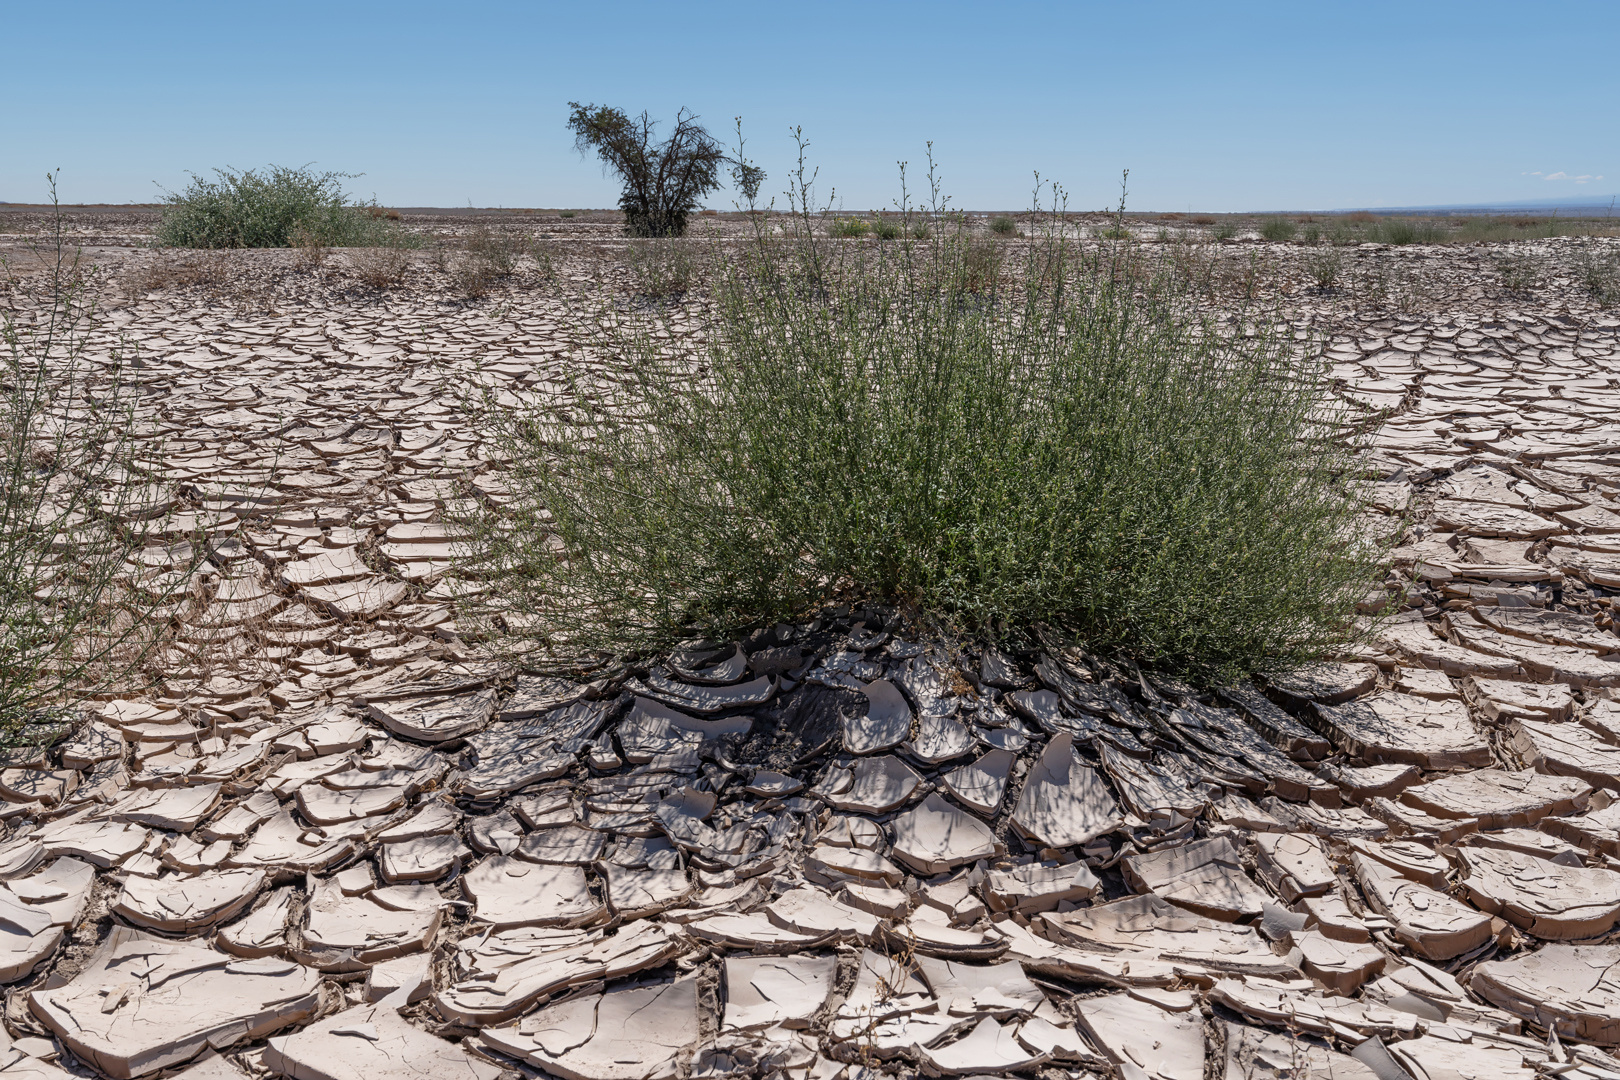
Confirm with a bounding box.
[989,215,1017,236]
[1306,245,1343,291]
[154,165,420,249]
[625,238,697,298]
[830,218,871,239]
[469,173,1378,679]
[3,180,198,739]
[1495,251,1542,295]
[465,223,527,277]
[566,102,727,238]
[1259,217,1297,242]
[1575,246,1620,306]
[351,242,412,289]
[1372,217,1444,245]
[1212,220,1239,241]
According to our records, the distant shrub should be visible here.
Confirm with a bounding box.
[830,218,870,239]
[873,218,902,240]
[1213,221,1239,241]
[560,210,577,219]
[155,165,418,249]
[989,215,1017,236]
[1345,211,1377,224]
[1189,214,1217,226]
[1259,218,1297,242]
[1374,218,1444,245]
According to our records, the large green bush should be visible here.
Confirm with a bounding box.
[470,207,1380,680]
[154,165,418,249]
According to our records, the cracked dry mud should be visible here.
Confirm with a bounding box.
[3,212,1620,1080]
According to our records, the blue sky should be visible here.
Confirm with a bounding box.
[3,0,1615,212]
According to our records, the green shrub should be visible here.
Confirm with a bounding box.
[989,215,1017,236]
[1212,220,1239,241]
[873,218,902,240]
[830,218,870,239]
[469,212,1378,680]
[1259,217,1297,242]
[155,165,418,249]
[1306,245,1344,291]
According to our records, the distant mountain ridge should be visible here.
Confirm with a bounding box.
[1327,192,1619,216]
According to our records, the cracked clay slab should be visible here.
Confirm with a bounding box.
[30,933,320,1079]
[264,1004,502,1080]
[1010,733,1122,849]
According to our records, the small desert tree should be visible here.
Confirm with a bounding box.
[566,103,726,237]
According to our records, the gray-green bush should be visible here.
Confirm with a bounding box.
[3,183,200,739]
[468,185,1379,679]
[155,165,419,249]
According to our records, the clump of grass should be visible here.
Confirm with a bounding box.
[154,165,421,250]
[1212,220,1239,241]
[1575,247,1620,306]
[1373,217,1444,245]
[873,218,903,240]
[560,210,577,219]
[957,237,1003,292]
[830,218,871,239]
[289,224,327,271]
[469,176,1378,680]
[127,249,230,294]
[1306,245,1343,291]
[465,223,527,277]
[1495,251,1542,295]
[1259,217,1297,242]
[351,242,412,289]
[989,215,1017,236]
[625,239,697,298]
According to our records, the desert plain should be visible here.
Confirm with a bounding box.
[1,204,1620,1080]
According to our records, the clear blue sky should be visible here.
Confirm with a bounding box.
[3,0,1614,212]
